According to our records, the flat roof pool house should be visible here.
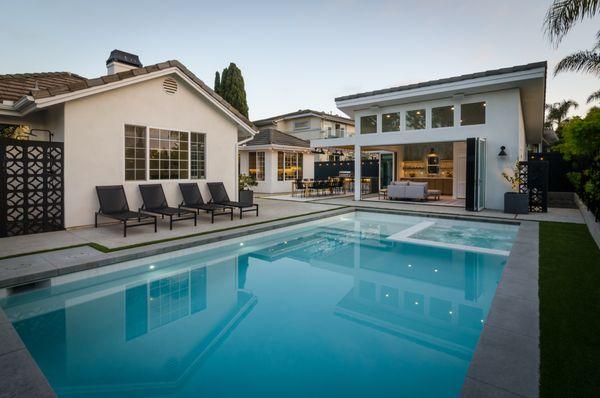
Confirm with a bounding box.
[312,62,547,211]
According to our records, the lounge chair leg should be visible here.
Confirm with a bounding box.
[194,214,197,226]
[230,209,233,220]
[154,217,157,233]
[256,205,259,216]
[170,215,173,230]
[240,209,243,219]
[95,213,98,228]
[211,211,214,223]
[123,220,127,237]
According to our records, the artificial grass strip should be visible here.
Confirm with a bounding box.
[0,207,349,260]
[539,221,600,397]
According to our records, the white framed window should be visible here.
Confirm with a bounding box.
[294,120,310,131]
[461,102,486,125]
[360,115,377,134]
[124,125,147,181]
[277,152,303,181]
[149,128,189,180]
[249,151,265,181]
[124,126,207,181]
[190,132,206,179]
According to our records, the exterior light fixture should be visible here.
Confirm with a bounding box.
[498,146,507,157]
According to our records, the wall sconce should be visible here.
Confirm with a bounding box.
[498,146,507,157]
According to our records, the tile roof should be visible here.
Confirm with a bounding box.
[0,72,87,102]
[0,61,257,132]
[244,128,310,148]
[336,61,548,101]
[253,109,354,126]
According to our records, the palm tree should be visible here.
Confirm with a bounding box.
[545,100,579,129]
[545,0,600,103]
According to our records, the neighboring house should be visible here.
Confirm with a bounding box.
[239,129,314,193]
[0,50,257,230]
[253,109,354,161]
[311,62,547,211]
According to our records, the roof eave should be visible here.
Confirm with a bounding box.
[28,66,257,137]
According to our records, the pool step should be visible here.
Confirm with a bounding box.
[386,221,436,240]
[386,221,510,256]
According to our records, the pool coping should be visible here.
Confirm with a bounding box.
[0,207,534,398]
[460,220,540,398]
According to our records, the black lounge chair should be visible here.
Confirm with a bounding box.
[179,183,234,223]
[139,184,197,230]
[95,185,157,237]
[207,182,259,219]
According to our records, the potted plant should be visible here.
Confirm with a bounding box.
[239,174,258,205]
[502,162,529,214]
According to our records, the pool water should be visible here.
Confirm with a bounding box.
[0,212,515,398]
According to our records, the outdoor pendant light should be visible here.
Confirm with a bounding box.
[498,146,507,157]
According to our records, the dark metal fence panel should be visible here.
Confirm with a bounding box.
[314,160,379,179]
[518,160,549,213]
[529,152,573,192]
[0,138,64,237]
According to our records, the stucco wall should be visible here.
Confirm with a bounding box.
[63,74,239,228]
[238,149,314,193]
[316,89,524,210]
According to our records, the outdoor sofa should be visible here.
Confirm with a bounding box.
[95,185,157,237]
[387,181,428,201]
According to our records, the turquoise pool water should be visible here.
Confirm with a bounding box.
[0,212,516,398]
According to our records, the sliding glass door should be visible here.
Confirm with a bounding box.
[466,138,486,211]
[379,153,395,189]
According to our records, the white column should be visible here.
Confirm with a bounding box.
[354,145,361,201]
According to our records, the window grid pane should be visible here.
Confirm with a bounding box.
[461,102,486,125]
[256,152,265,181]
[190,132,206,179]
[149,128,189,180]
[125,125,146,181]
[278,152,284,181]
[382,112,400,132]
[360,115,377,134]
[406,109,426,130]
[432,106,454,128]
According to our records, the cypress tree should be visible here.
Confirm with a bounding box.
[214,63,249,118]
[214,71,221,95]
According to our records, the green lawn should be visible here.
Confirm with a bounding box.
[539,221,600,397]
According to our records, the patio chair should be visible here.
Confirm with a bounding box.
[95,185,157,237]
[294,179,306,198]
[207,182,259,219]
[139,184,197,230]
[179,183,234,223]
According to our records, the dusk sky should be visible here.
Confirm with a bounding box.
[2,0,599,120]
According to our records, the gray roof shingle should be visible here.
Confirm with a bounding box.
[0,61,257,132]
[335,61,547,101]
[253,109,353,126]
[244,128,310,148]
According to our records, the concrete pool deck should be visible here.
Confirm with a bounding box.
[0,199,574,397]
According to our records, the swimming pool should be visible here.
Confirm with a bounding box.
[0,211,517,398]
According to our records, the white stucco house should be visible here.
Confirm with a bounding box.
[238,128,314,193]
[312,62,547,211]
[0,50,257,229]
[253,109,355,161]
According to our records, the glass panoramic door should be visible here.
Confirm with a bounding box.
[379,153,395,189]
[466,138,486,211]
[476,138,486,210]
